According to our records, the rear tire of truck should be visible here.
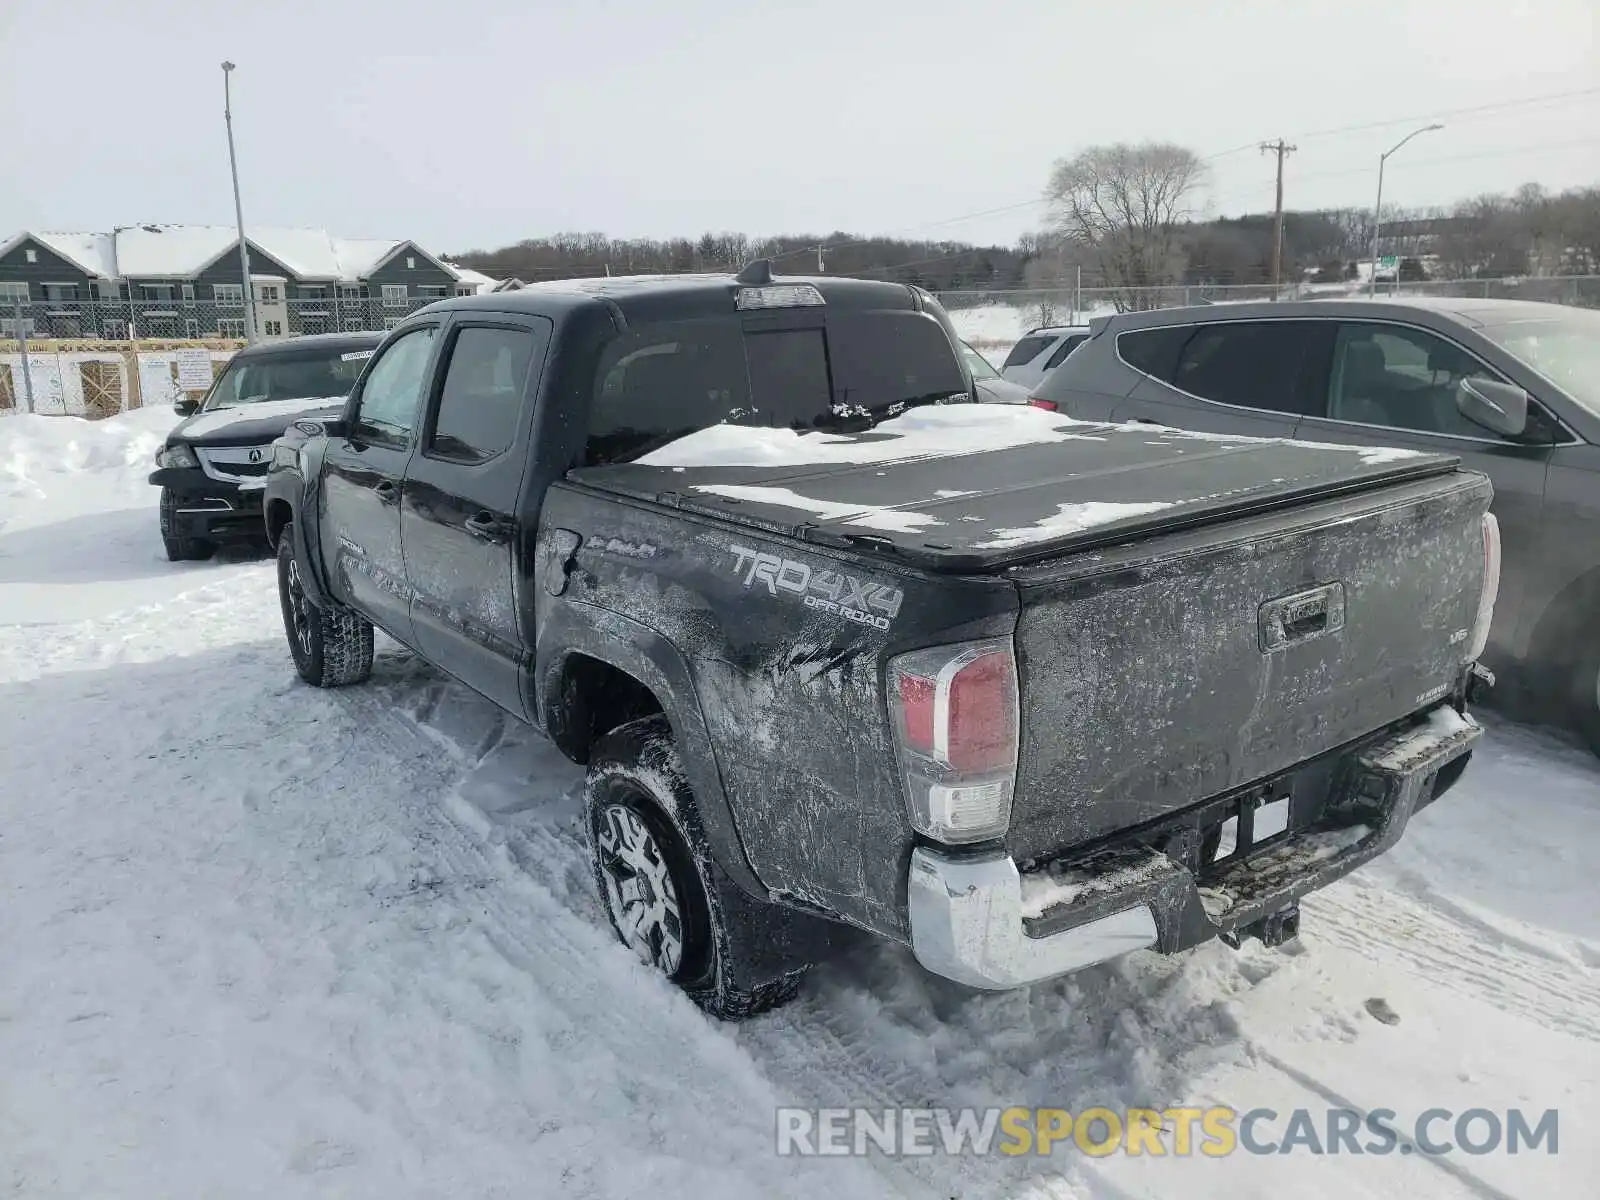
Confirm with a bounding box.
[276,527,374,688]
[159,489,215,562]
[585,715,807,1021]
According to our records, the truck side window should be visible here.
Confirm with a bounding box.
[587,319,750,464]
[1327,323,1509,439]
[354,327,437,445]
[429,326,543,462]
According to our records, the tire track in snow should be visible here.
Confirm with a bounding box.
[330,666,931,1198]
[1303,873,1600,1043]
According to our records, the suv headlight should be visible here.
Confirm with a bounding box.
[157,443,198,469]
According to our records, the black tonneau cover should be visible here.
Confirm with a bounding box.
[570,423,1461,572]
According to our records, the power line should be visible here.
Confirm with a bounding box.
[1203,136,1600,210]
[775,86,1600,263]
[480,88,1600,284]
[1284,86,1600,145]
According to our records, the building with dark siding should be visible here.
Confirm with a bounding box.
[0,225,499,340]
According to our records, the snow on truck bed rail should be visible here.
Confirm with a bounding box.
[638,404,1431,470]
[636,405,1108,467]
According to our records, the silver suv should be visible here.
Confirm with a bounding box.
[999,325,1091,390]
[1032,296,1600,755]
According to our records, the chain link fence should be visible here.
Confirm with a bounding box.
[936,274,1600,338]
[0,295,456,416]
[0,295,450,343]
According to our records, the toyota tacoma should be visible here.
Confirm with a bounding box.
[262,265,1497,1019]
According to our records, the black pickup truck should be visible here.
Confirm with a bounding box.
[264,264,1497,1019]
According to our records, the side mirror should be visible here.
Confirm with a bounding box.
[1455,378,1528,438]
[173,397,200,416]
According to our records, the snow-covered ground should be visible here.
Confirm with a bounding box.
[3,408,1597,1198]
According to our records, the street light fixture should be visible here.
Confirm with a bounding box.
[221,61,260,344]
[1369,123,1444,297]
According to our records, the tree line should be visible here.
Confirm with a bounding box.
[450,149,1599,303]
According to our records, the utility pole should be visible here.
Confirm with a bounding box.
[1260,140,1297,295]
[222,62,260,344]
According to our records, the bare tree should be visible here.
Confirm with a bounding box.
[1044,142,1204,310]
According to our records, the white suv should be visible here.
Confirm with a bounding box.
[1000,325,1091,390]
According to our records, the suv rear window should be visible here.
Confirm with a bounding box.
[1042,334,1087,370]
[1003,335,1057,369]
[1115,326,1191,381]
[585,311,965,463]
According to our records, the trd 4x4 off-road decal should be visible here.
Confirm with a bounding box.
[728,545,903,631]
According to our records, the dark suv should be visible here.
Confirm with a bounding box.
[1032,297,1600,753]
[149,331,383,560]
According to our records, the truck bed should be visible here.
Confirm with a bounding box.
[571,420,1460,572]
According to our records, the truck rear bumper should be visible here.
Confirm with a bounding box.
[907,704,1481,990]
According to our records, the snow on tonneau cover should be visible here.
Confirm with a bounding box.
[576,406,1493,861]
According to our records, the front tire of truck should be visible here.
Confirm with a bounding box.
[276,527,374,688]
[585,715,807,1021]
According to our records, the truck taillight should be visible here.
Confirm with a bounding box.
[1468,511,1501,662]
[888,639,1019,844]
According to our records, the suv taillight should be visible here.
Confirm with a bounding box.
[1468,511,1501,662]
[1028,397,1058,411]
[888,639,1019,844]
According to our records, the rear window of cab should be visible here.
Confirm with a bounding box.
[585,311,967,464]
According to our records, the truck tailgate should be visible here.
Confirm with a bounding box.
[1004,470,1493,863]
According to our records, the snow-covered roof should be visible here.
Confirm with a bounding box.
[30,232,117,278]
[115,225,239,278]
[3,225,462,283]
[446,264,501,294]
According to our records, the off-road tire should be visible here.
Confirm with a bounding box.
[159,488,215,562]
[276,527,374,688]
[585,715,807,1020]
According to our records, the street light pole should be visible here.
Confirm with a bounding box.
[222,61,259,344]
[1369,123,1444,297]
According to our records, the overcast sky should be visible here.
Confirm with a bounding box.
[2,0,1595,256]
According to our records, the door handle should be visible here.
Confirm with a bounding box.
[464,512,511,542]
[373,479,398,499]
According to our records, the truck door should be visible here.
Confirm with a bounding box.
[401,316,552,718]
[319,323,440,642]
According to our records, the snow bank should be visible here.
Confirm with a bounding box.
[0,407,177,510]
[639,405,1105,469]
